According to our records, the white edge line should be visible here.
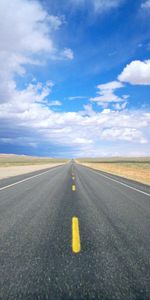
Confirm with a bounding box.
[82,165,150,197]
[0,167,60,191]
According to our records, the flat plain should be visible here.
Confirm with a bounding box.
[0,154,67,179]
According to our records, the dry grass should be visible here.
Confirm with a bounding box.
[77,158,150,185]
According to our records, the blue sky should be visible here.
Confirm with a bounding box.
[0,0,150,157]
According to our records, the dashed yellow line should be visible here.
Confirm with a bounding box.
[72,217,81,253]
[72,176,75,180]
[72,184,76,191]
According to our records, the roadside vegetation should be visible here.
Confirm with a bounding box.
[77,157,150,185]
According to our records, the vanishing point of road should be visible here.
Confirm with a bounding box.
[0,161,150,300]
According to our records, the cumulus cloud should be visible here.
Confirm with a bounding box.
[0,0,74,104]
[118,60,150,85]
[0,0,149,157]
[90,81,128,107]
[0,83,149,152]
[0,0,54,90]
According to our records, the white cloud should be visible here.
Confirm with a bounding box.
[0,0,149,157]
[0,0,74,104]
[113,101,128,110]
[48,100,62,106]
[118,60,150,85]
[82,104,96,116]
[51,48,74,60]
[47,15,64,30]
[70,0,124,12]
[97,81,123,90]
[61,48,74,60]
[93,0,124,12]
[90,81,128,107]
[69,96,87,100]
[0,81,149,153]
[141,0,150,8]
[0,0,54,55]
[101,128,147,143]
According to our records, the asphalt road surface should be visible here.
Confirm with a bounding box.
[0,161,150,300]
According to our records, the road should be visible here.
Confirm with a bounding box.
[0,161,150,300]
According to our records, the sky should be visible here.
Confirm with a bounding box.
[0,0,150,158]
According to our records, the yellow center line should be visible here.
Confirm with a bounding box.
[72,217,81,253]
[72,176,75,180]
[72,184,76,191]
